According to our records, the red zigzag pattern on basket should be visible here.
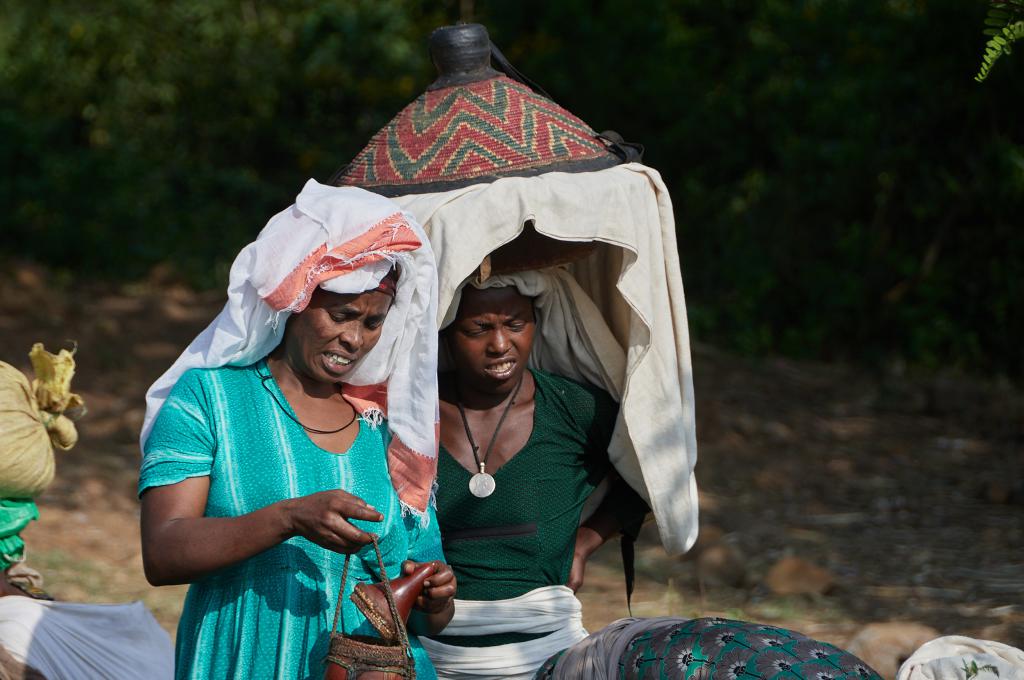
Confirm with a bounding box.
[339,76,612,187]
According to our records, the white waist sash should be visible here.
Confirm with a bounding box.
[420,585,587,680]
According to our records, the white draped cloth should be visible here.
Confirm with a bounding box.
[897,636,1024,680]
[419,586,587,680]
[0,597,173,680]
[394,162,698,554]
[141,180,439,515]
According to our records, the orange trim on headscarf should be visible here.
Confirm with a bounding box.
[264,212,420,313]
[387,436,438,511]
[342,383,389,417]
[342,382,438,512]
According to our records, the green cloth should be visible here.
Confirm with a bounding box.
[140,360,444,680]
[432,369,648,647]
[0,498,38,570]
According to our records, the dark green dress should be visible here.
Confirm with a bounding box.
[432,369,648,647]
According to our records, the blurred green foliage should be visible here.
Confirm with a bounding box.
[2,0,1022,377]
[2,0,446,284]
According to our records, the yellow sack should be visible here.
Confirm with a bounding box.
[0,343,85,498]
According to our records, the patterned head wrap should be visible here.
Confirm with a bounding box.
[141,180,439,517]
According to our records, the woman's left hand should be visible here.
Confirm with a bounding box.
[402,560,456,614]
[567,550,588,592]
[566,525,605,592]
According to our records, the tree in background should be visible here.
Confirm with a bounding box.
[2,0,1022,378]
[478,0,1024,377]
[1,0,446,284]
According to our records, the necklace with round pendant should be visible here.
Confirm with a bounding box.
[456,373,524,499]
[469,465,496,498]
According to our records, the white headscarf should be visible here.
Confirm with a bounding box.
[141,180,439,516]
[440,267,696,537]
[395,164,699,554]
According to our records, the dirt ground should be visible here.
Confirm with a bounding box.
[4,262,1023,659]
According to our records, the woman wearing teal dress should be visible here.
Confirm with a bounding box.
[138,181,453,679]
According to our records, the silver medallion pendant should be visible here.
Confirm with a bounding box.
[468,472,496,498]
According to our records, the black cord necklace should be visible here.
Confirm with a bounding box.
[259,372,358,435]
[455,372,524,498]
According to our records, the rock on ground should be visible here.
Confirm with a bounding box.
[846,622,942,679]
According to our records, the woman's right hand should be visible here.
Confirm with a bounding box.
[282,489,384,554]
[142,482,385,585]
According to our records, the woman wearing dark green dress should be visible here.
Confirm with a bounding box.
[422,279,881,680]
[420,281,648,678]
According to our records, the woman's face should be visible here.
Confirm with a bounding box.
[446,286,536,395]
[280,286,392,384]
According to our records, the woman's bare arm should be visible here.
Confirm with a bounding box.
[566,501,622,592]
[140,477,383,586]
[567,473,650,592]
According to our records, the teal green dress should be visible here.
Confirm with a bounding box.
[139,360,443,680]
